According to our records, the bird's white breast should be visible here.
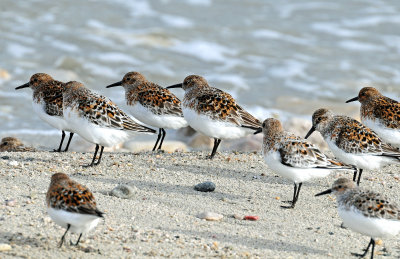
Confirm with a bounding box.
[263,151,331,183]
[47,207,100,234]
[127,103,187,129]
[182,107,252,139]
[362,118,400,148]
[339,206,400,238]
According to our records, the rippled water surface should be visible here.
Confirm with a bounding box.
[1,0,400,140]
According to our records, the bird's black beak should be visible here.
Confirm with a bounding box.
[305,126,316,139]
[166,83,182,89]
[345,96,359,103]
[15,82,29,90]
[254,128,262,135]
[315,188,332,197]
[106,81,122,88]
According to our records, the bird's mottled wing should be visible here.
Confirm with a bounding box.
[347,190,400,220]
[334,117,392,154]
[47,181,103,217]
[134,82,183,116]
[69,88,155,133]
[279,136,352,169]
[193,88,260,127]
[374,97,400,129]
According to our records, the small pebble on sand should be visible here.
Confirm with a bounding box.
[0,243,11,251]
[194,181,216,192]
[197,212,223,221]
[110,184,136,199]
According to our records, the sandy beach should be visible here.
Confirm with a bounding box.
[0,150,399,258]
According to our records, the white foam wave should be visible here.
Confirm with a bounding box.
[312,22,364,37]
[169,40,237,63]
[96,52,141,64]
[339,40,385,52]
[269,60,307,78]
[252,29,311,45]
[0,129,60,136]
[160,15,193,28]
[6,43,34,58]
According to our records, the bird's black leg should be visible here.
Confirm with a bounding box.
[152,128,162,151]
[63,133,74,152]
[54,131,66,152]
[84,144,99,167]
[353,169,358,182]
[208,139,221,159]
[94,146,104,166]
[281,183,298,209]
[294,182,303,204]
[157,128,166,150]
[357,169,363,186]
[351,238,374,258]
[75,233,82,246]
[59,224,70,248]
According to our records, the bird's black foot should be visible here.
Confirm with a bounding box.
[82,163,96,168]
[350,252,368,258]
[280,204,295,209]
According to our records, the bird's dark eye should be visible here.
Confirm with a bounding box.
[361,93,366,96]
[317,117,321,122]
[33,78,38,82]
[127,77,131,81]
[338,185,342,188]
[262,122,266,128]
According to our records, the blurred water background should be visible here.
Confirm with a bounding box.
[1,0,400,149]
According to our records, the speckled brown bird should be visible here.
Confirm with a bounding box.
[46,173,104,247]
[346,87,400,148]
[15,73,75,152]
[106,71,187,151]
[63,81,156,166]
[167,75,261,159]
[0,137,36,152]
[316,178,400,259]
[306,108,400,184]
[254,118,354,208]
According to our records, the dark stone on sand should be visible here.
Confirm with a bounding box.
[194,181,216,192]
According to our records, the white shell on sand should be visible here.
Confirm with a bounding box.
[197,212,223,221]
[0,244,11,252]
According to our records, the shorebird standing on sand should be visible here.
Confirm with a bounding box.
[63,81,156,166]
[46,173,104,247]
[306,108,400,185]
[346,87,400,148]
[316,178,400,259]
[15,73,75,152]
[255,118,354,208]
[106,71,187,151]
[167,75,261,159]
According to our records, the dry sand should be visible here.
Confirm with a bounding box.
[0,150,400,258]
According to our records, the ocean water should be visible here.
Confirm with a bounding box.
[1,0,400,144]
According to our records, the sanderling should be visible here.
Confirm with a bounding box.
[255,118,354,209]
[316,178,400,259]
[63,81,156,166]
[46,173,104,247]
[346,87,400,148]
[106,71,188,151]
[0,137,36,152]
[305,108,400,185]
[167,75,261,159]
[16,73,75,152]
